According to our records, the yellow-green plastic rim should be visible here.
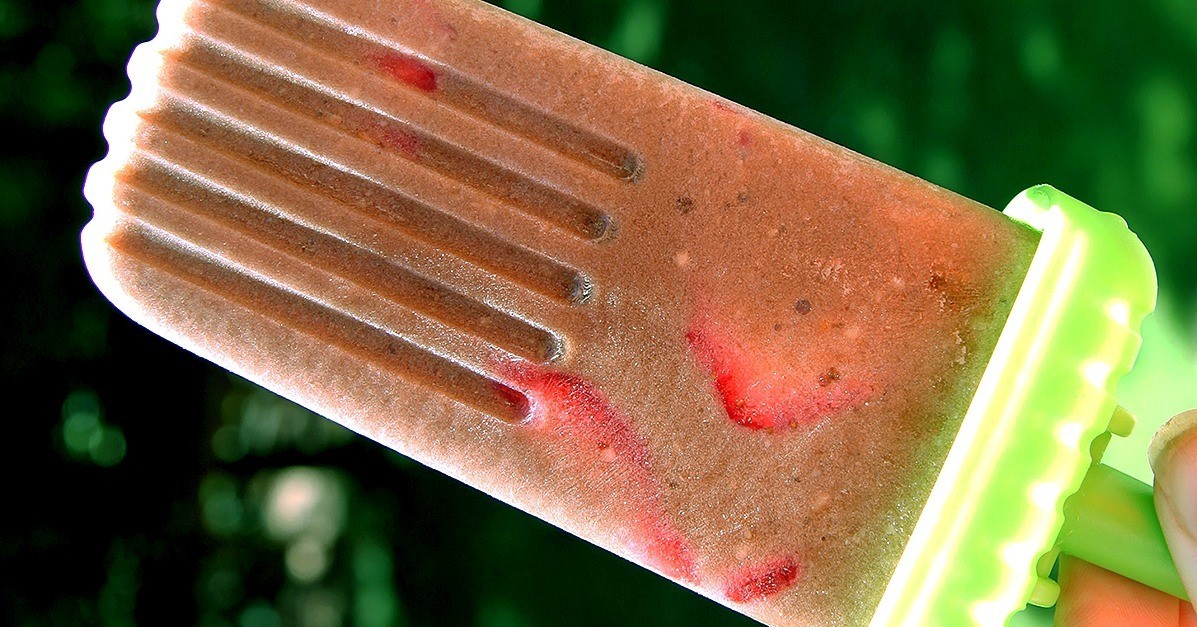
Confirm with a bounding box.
[869,185,1158,626]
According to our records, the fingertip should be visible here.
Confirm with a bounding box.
[1145,410,1197,611]
[1056,556,1181,626]
[1150,409,1197,474]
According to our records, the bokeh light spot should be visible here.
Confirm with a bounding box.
[500,0,541,19]
[857,101,901,163]
[1138,74,1195,205]
[264,467,346,543]
[62,388,103,458]
[88,425,127,467]
[0,1,32,39]
[921,146,964,190]
[200,473,243,536]
[239,601,281,627]
[205,566,244,611]
[353,539,400,627]
[295,589,344,627]
[70,298,110,358]
[212,425,247,462]
[608,0,666,64]
[1020,23,1062,84]
[477,597,532,627]
[285,538,329,583]
[63,410,101,456]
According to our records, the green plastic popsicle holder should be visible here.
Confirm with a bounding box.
[869,185,1179,626]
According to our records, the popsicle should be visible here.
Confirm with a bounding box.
[81,1,1169,625]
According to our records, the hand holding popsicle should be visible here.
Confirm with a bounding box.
[1057,410,1197,626]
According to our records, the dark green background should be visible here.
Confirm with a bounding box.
[3,0,1195,625]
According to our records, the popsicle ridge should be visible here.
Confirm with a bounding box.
[85,0,583,427]
[149,63,589,302]
[110,222,533,422]
[119,152,562,363]
[211,0,643,181]
[174,7,616,242]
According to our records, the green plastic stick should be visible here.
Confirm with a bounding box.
[869,186,1164,626]
[1060,463,1187,600]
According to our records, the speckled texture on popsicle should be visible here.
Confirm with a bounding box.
[82,1,1040,624]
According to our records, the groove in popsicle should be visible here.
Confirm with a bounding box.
[142,91,592,305]
[205,0,643,182]
[120,155,563,364]
[108,222,532,424]
[174,28,614,242]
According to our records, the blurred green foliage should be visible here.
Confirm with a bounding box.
[2,0,1194,625]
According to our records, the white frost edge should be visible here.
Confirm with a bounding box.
[81,0,192,313]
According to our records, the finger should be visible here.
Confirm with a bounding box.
[1055,555,1184,626]
[1151,409,1197,611]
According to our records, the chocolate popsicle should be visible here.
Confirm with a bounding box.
[82,0,1040,624]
